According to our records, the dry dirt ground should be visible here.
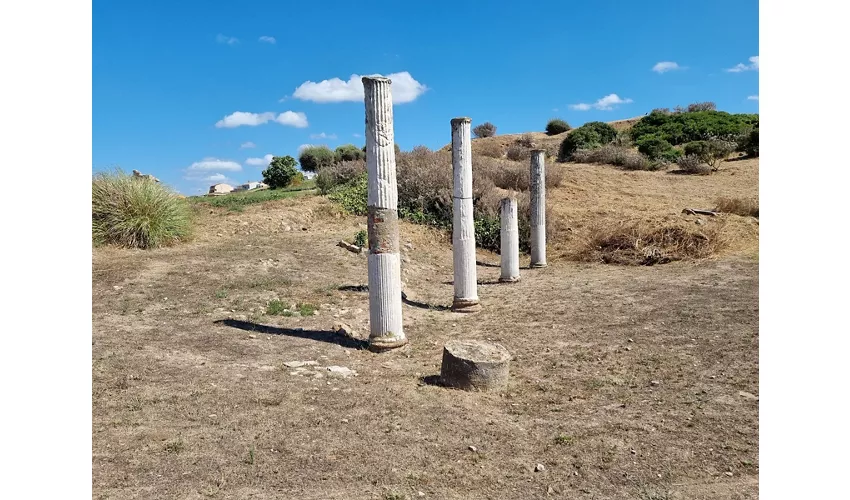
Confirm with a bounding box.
[92,160,759,500]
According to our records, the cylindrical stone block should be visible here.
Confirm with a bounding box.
[363,76,406,351]
[440,340,511,391]
[499,197,520,282]
[451,117,480,313]
[530,149,547,268]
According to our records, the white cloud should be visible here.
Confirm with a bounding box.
[215,111,307,128]
[245,154,274,166]
[240,141,256,149]
[569,94,633,111]
[352,133,361,138]
[216,112,275,128]
[292,71,428,104]
[652,61,681,73]
[216,34,239,45]
[275,111,308,128]
[187,158,242,172]
[258,36,276,44]
[748,95,759,101]
[726,55,759,72]
[205,173,227,182]
[310,132,337,140]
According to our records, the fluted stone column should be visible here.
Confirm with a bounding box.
[499,197,520,282]
[363,76,406,350]
[530,149,547,268]
[450,117,481,313]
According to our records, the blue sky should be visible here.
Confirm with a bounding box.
[93,0,759,195]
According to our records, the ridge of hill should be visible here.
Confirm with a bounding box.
[441,116,644,155]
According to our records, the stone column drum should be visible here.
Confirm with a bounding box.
[529,149,547,268]
[362,76,406,350]
[499,197,520,282]
[450,117,481,312]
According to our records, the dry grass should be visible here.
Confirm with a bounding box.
[92,135,759,498]
[545,157,759,263]
[576,218,728,265]
[93,190,759,498]
[715,196,759,217]
[571,145,657,171]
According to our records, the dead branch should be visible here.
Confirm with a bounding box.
[336,240,363,254]
[682,208,719,217]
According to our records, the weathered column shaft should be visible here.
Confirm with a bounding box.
[363,76,406,350]
[530,150,547,268]
[451,117,480,312]
[499,197,520,282]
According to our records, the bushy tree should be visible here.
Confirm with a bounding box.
[472,122,497,138]
[630,110,759,146]
[558,122,618,161]
[298,146,335,172]
[334,144,365,162]
[545,119,571,135]
[636,134,680,161]
[683,139,735,172]
[262,155,299,188]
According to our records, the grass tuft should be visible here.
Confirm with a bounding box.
[92,168,193,249]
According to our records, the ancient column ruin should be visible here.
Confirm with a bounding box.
[362,76,406,350]
[530,149,547,268]
[450,117,481,313]
[499,197,520,282]
[440,339,511,391]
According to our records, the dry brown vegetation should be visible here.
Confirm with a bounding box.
[93,137,758,498]
[715,197,759,218]
[577,219,727,266]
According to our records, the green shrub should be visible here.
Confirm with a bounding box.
[636,135,680,161]
[298,146,336,172]
[559,128,601,160]
[546,119,571,135]
[742,128,759,157]
[326,173,368,215]
[472,122,497,138]
[92,169,192,249]
[334,144,365,162]
[582,121,618,144]
[353,230,367,248]
[683,141,711,159]
[261,155,299,188]
[558,122,619,161]
[630,110,759,146]
[315,160,366,194]
[474,215,501,251]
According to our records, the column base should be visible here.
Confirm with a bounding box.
[530,262,548,269]
[368,334,408,352]
[498,276,521,283]
[451,298,482,313]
